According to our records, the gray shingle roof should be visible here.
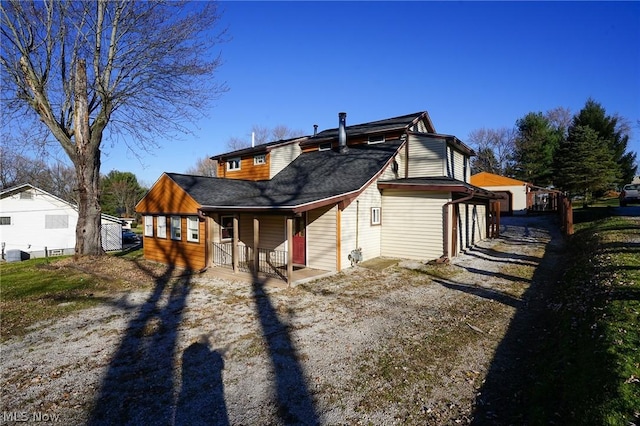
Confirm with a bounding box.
[168,140,403,211]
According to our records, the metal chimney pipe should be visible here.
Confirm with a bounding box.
[313,124,318,136]
[338,112,347,151]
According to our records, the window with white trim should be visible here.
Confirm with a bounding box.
[220,215,234,240]
[368,135,385,144]
[0,217,11,225]
[226,157,241,171]
[171,216,182,240]
[144,216,154,237]
[254,154,266,165]
[187,216,199,242]
[318,142,332,151]
[45,215,69,229]
[371,207,381,225]
[156,215,166,238]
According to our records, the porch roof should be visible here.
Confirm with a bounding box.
[377,177,500,200]
[168,140,403,213]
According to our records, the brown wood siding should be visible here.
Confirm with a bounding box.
[136,174,200,215]
[143,216,206,270]
[217,153,270,180]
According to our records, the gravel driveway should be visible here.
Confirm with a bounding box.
[1,215,563,425]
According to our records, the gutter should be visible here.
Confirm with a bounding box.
[439,189,475,263]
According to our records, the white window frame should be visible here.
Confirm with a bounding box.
[318,142,332,151]
[253,154,266,165]
[368,134,385,144]
[371,207,381,226]
[170,216,182,240]
[156,215,167,239]
[226,157,241,171]
[187,216,199,243]
[144,216,154,237]
[220,215,234,241]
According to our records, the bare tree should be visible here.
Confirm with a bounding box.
[185,156,218,177]
[467,127,516,176]
[545,106,572,137]
[1,0,227,256]
[226,125,305,151]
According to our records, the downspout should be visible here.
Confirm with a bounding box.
[438,190,475,263]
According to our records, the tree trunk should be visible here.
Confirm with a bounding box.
[73,59,103,257]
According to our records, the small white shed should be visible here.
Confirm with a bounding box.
[0,184,123,259]
[471,172,530,215]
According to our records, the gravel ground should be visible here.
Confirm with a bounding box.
[0,215,563,425]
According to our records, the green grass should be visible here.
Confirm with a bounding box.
[0,255,134,340]
[524,214,640,424]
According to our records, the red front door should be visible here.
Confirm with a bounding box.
[292,215,306,265]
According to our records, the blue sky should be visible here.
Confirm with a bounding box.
[100,1,640,186]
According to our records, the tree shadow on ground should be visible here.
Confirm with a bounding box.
[251,272,320,425]
[432,278,522,309]
[471,217,566,425]
[87,263,192,425]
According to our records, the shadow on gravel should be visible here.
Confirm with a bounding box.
[432,278,522,308]
[86,262,201,425]
[251,272,320,425]
[471,215,565,425]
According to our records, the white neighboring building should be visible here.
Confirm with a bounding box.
[0,184,123,259]
[471,172,530,215]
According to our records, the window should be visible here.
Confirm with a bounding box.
[20,191,33,199]
[254,154,266,165]
[45,215,68,229]
[187,216,199,242]
[318,142,332,151]
[156,215,166,238]
[226,157,241,171]
[368,135,385,144]
[371,207,381,225]
[171,216,182,240]
[0,217,10,225]
[220,215,234,240]
[144,216,154,237]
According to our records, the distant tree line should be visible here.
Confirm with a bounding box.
[469,98,637,204]
[1,137,147,219]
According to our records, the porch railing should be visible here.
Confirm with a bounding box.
[212,242,288,279]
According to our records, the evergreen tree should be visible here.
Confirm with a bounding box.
[554,125,619,205]
[571,98,637,186]
[512,112,563,186]
[101,171,147,218]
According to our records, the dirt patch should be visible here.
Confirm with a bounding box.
[0,215,563,425]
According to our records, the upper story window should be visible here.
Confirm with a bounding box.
[254,154,266,165]
[0,217,11,225]
[20,191,33,199]
[319,142,332,151]
[368,135,385,144]
[226,157,241,171]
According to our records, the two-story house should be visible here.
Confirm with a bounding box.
[136,111,499,282]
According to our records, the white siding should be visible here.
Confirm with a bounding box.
[270,143,302,178]
[407,134,445,178]
[0,186,120,258]
[381,191,450,261]
[307,205,337,271]
[480,185,528,214]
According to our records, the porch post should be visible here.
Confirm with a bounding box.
[232,216,239,272]
[286,216,293,286]
[253,216,259,273]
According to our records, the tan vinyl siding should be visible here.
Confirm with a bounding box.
[407,134,445,178]
[471,204,488,244]
[381,191,450,261]
[340,184,382,266]
[270,143,302,178]
[307,205,337,271]
[449,148,467,181]
[258,215,287,251]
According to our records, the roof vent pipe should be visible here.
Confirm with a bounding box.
[313,124,318,136]
[338,112,347,152]
[251,131,255,148]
